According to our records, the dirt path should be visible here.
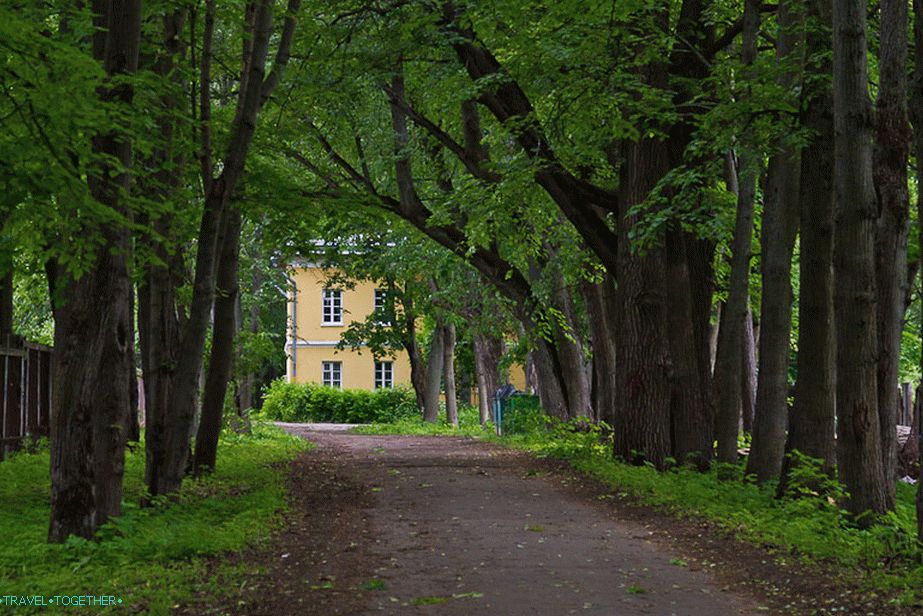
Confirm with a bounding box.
[268,425,764,616]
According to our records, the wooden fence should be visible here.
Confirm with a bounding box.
[0,335,52,461]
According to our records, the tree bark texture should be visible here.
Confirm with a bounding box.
[781,1,837,492]
[48,0,140,543]
[910,0,923,540]
[747,0,803,482]
[613,138,672,468]
[474,333,503,426]
[873,0,911,509]
[832,0,889,521]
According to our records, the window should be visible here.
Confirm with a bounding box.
[322,361,342,388]
[374,361,393,389]
[322,289,342,324]
[373,289,391,325]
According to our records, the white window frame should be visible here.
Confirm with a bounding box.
[322,289,343,325]
[322,361,342,388]
[374,360,393,389]
[373,288,391,325]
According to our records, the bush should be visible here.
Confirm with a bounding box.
[259,379,419,424]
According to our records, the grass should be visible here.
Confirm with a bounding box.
[0,423,309,614]
[355,411,923,607]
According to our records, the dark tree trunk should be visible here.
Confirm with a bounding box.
[194,206,242,475]
[444,323,458,427]
[665,229,712,469]
[780,2,837,494]
[0,255,12,338]
[832,0,889,521]
[127,286,140,443]
[873,0,911,509]
[48,0,140,543]
[910,0,923,541]
[613,138,672,468]
[747,0,803,482]
[423,327,445,423]
[400,294,426,411]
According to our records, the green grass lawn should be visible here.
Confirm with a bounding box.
[355,408,923,608]
[0,423,309,614]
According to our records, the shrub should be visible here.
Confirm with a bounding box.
[259,379,418,424]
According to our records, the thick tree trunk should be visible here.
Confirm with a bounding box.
[530,337,570,420]
[613,138,672,468]
[48,0,140,543]
[873,0,910,509]
[423,327,445,423]
[747,0,803,482]
[443,323,458,426]
[911,0,923,541]
[194,206,242,474]
[781,3,837,494]
[832,0,889,521]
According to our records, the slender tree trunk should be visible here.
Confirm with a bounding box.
[747,0,803,482]
[873,0,911,509]
[832,0,889,522]
[714,0,759,466]
[48,0,140,543]
[550,268,591,417]
[400,295,426,411]
[194,206,242,474]
[0,247,12,338]
[741,306,757,434]
[423,327,445,423]
[443,323,458,427]
[781,1,837,494]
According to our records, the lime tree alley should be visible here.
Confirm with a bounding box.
[3,0,923,543]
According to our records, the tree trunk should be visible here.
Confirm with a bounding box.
[443,323,458,427]
[550,269,592,418]
[714,1,759,466]
[400,295,426,411]
[910,0,923,541]
[832,0,889,521]
[665,229,713,469]
[747,0,803,482]
[423,327,445,423]
[741,306,757,435]
[780,2,837,494]
[194,206,242,475]
[474,333,502,426]
[582,275,618,428]
[48,0,140,543]
[0,251,12,338]
[613,137,672,468]
[873,0,911,509]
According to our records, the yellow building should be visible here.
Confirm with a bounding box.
[285,263,413,390]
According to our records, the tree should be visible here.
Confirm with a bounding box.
[831,0,889,521]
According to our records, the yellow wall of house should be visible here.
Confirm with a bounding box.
[286,265,412,390]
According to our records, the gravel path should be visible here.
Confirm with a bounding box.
[280,425,762,616]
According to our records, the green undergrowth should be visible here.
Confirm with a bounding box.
[352,403,489,436]
[0,422,309,614]
[500,421,923,607]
